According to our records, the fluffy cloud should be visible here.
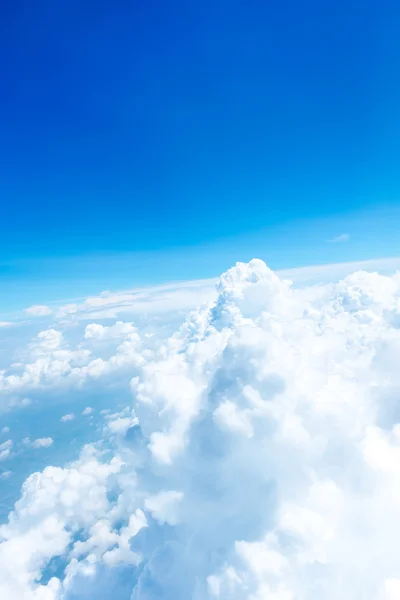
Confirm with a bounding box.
[24,305,53,317]
[31,438,54,449]
[61,414,75,423]
[0,321,144,402]
[2,260,400,598]
[0,439,13,461]
[23,437,54,449]
[0,446,123,598]
[84,322,138,341]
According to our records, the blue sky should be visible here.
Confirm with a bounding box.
[1,0,400,306]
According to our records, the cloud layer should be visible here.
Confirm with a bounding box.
[2,259,400,599]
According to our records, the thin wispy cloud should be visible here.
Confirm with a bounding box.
[22,437,54,449]
[327,233,350,243]
[24,305,53,317]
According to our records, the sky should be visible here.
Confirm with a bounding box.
[3,2,400,599]
[1,0,400,296]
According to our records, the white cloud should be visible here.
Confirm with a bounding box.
[4,256,399,333]
[0,328,92,399]
[0,321,145,404]
[29,437,54,449]
[106,414,137,436]
[4,259,400,598]
[0,440,12,461]
[144,491,184,526]
[56,279,217,321]
[3,256,400,331]
[34,328,63,352]
[24,305,53,317]
[0,450,10,462]
[84,321,138,341]
[0,446,123,599]
[82,407,93,416]
[61,414,75,422]
[278,256,400,285]
[57,303,78,317]
[0,440,13,451]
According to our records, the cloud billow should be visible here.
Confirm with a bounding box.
[1,259,400,599]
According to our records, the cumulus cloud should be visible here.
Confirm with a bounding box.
[82,407,93,416]
[61,414,75,423]
[0,439,12,461]
[84,321,138,341]
[23,437,54,449]
[24,305,53,317]
[3,259,400,598]
[0,321,144,404]
[0,446,123,598]
[32,437,54,448]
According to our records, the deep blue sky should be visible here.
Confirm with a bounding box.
[1,0,400,279]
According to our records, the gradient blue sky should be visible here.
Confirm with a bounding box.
[1,0,400,306]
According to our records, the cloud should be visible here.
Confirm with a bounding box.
[84,321,138,341]
[0,446,123,598]
[0,440,13,451]
[0,318,147,409]
[0,450,11,461]
[5,256,400,330]
[0,328,92,400]
[24,437,54,449]
[327,233,350,243]
[56,279,217,321]
[82,407,93,416]
[277,256,400,285]
[0,440,12,461]
[61,414,75,422]
[31,437,53,448]
[24,305,53,317]
[4,259,400,598]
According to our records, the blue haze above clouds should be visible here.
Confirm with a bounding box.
[1,0,400,598]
